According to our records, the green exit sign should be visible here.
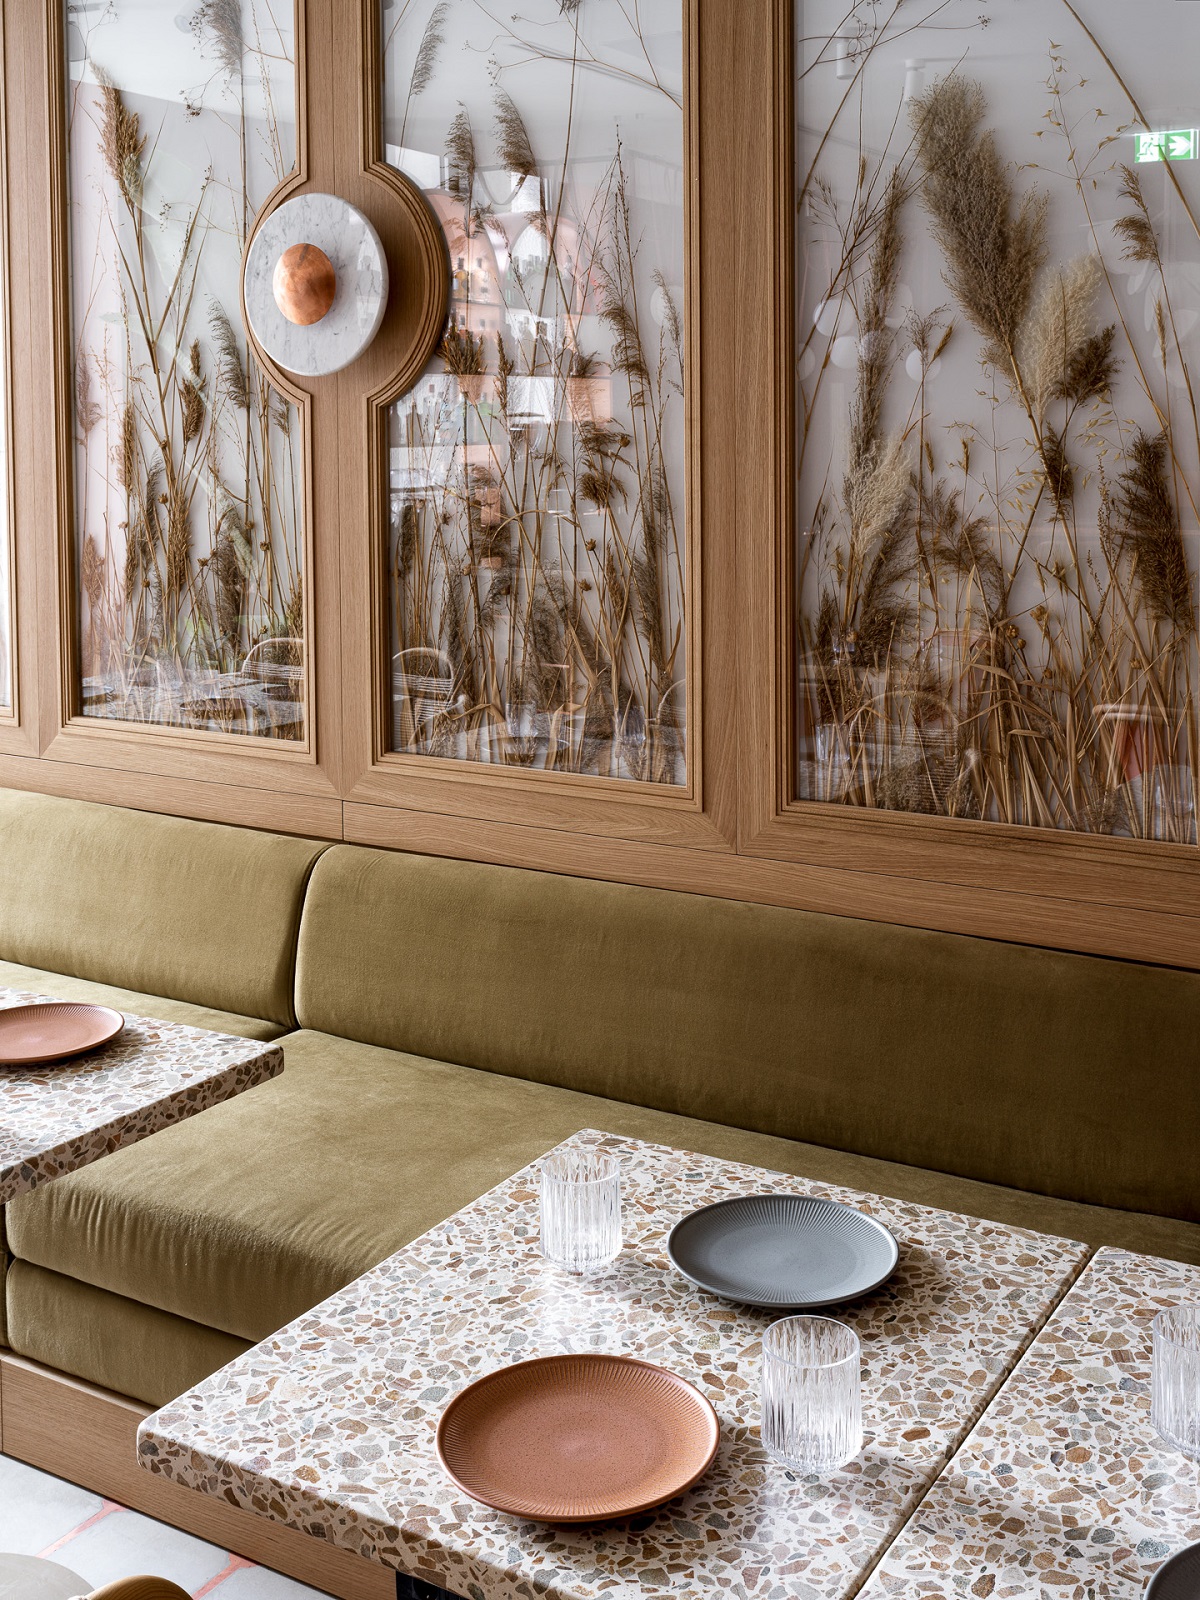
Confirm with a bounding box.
[1136,128,1200,163]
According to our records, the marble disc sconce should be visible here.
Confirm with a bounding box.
[243,194,388,377]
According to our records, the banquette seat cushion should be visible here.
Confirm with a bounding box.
[4,832,1199,1406]
[7,1028,1200,1406]
[0,962,283,1044]
[0,787,328,1351]
[0,787,326,1033]
[295,845,1199,1223]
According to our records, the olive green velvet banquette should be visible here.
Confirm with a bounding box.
[1,785,1198,1406]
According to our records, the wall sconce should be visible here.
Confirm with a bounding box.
[903,60,927,102]
[835,28,855,80]
[243,193,389,378]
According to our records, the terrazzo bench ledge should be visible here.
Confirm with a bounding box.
[0,785,1198,1599]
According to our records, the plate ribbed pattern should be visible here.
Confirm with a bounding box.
[668,1193,899,1308]
[437,1353,720,1522]
[0,1003,125,1066]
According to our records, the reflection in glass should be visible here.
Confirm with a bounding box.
[67,3,304,739]
[796,2,1200,842]
[382,2,687,782]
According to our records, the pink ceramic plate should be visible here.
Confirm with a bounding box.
[0,1002,125,1066]
[436,1352,720,1523]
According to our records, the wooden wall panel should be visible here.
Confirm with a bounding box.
[3,0,346,807]
[0,751,341,838]
[335,0,735,857]
[0,0,1198,971]
[344,800,1200,969]
[733,0,1200,968]
[0,0,45,761]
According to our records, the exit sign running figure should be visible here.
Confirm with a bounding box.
[1136,128,1200,162]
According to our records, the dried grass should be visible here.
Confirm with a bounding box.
[845,436,909,564]
[495,90,538,186]
[800,55,1199,840]
[96,74,145,209]
[1113,165,1161,266]
[76,4,305,740]
[440,321,486,376]
[391,124,685,781]
[910,75,1047,373]
[1103,430,1194,632]
[445,109,476,200]
[193,0,243,79]
[408,2,448,100]
[75,354,101,434]
[1022,254,1103,416]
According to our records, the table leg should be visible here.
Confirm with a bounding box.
[395,1575,464,1600]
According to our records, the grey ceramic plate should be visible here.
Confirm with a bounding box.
[667,1193,900,1309]
[1149,1543,1200,1599]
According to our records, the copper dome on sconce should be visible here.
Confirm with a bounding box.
[272,242,337,326]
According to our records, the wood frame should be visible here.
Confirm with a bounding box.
[733,0,1200,970]
[44,0,322,764]
[0,0,348,836]
[0,1,15,736]
[0,0,42,765]
[0,1352,393,1600]
[337,0,737,855]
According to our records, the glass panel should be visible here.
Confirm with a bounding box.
[66,2,304,740]
[796,3,1200,843]
[0,277,8,711]
[381,1,687,783]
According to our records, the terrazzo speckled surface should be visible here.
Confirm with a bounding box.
[140,1131,1089,1600]
[0,987,283,1203]
[859,1246,1200,1600]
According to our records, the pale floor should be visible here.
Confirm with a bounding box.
[0,1454,333,1598]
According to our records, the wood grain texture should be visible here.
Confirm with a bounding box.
[346,756,733,848]
[692,0,737,850]
[344,799,1200,970]
[0,750,342,838]
[0,1354,393,1600]
[744,799,1200,921]
[731,0,1200,954]
[0,1,17,735]
[10,0,357,798]
[336,0,737,859]
[37,721,341,797]
[0,0,50,761]
[87,1580,191,1600]
[734,0,790,855]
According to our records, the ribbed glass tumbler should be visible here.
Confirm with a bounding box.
[539,1149,622,1275]
[1152,1304,1200,1459]
[761,1315,862,1474]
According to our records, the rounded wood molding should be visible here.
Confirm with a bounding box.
[240,165,448,401]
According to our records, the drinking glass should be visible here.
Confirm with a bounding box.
[1152,1304,1200,1458]
[539,1148,622,1274]
[760,1315,862,1473]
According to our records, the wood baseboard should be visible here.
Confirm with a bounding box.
[0,1353,393,1600]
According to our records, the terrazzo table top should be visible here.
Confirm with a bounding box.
[859,1246,1200,1600]
[139,1130,1089,1600]
[0,987,283,1203]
